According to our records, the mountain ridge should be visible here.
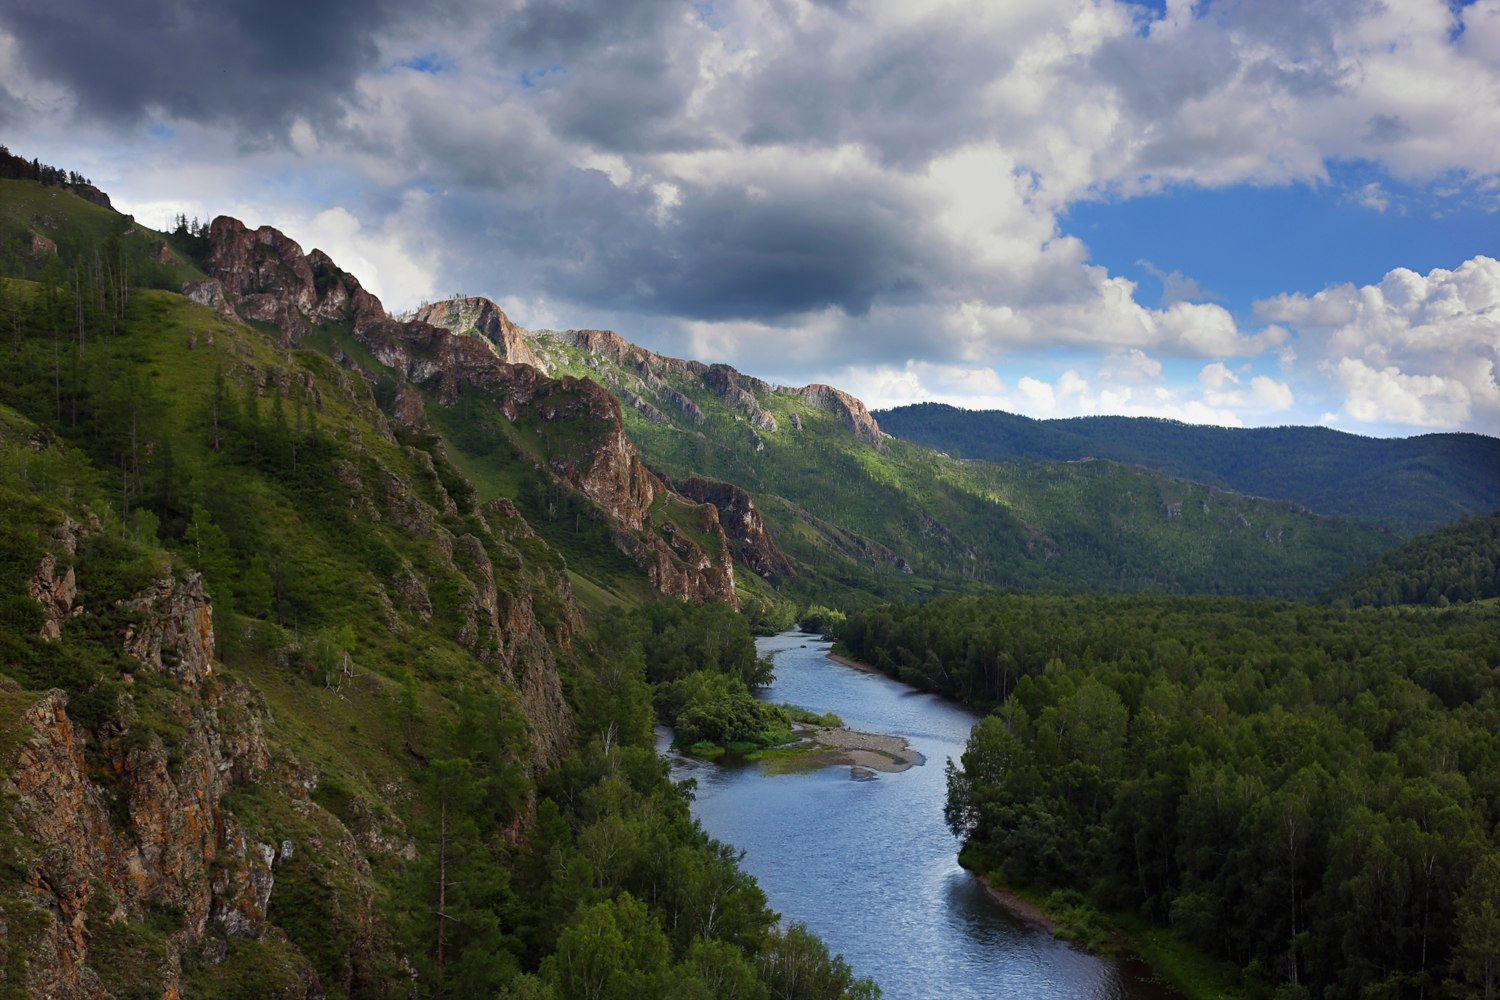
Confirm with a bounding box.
[875,401,1500,535]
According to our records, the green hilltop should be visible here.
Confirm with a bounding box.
[874,401,1500,535]
[482,322,1401,603]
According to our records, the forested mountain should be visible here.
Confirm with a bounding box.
[1328,509,1500,607]
[411,301,1400,603]
[0,173,876,998]
[838,593,1500,999]
[5,157,1497,1000]
[875,402,1500,535]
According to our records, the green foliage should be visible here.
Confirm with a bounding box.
[0,172,876,1000]
[800,605,846,635]
[846,592,1500,997]
[877,401,1500,536]
[533,335,1399,605]
[1329,508,1500,607]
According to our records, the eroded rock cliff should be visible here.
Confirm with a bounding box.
[187,220,739,610]
[1,561,393,999]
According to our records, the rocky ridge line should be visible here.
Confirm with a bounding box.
[183,219,738,608]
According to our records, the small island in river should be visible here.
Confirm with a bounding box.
[773,722,926,774]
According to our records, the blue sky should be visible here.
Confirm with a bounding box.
[1,0,1496,436]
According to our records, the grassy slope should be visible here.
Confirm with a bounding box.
[533,338,1398,601]
[0,177,207,289]
[0,264,575,991]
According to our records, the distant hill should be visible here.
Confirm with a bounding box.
[875,402,1500,535]
[407,306,1403,603]
[1327,509,1500,606]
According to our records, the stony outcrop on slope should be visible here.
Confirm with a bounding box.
[671,477,794,580]
[187,219,738,610]
[183,217,386,341]
[777,383,882,443]
[2,562,386,999]
[413,296,545,371]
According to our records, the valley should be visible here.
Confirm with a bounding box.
[1,162,1497,1000]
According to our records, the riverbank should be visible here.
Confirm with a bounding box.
[827,651,882,675]
[977,879,1058,934]
[791,722,926,772]
[963,862,1241,1000]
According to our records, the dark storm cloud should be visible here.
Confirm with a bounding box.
[737,12,1007,167]
[0,0,409,134]
[429,161,941,324]
[488,0,705,153]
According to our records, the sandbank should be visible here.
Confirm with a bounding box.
[785,722,926,773]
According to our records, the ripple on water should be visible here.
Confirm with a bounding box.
[660,632,1184,1000]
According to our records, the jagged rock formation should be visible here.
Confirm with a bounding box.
[777,384,882,443]
[186,218,739,611]
[2,562,390,999]
[28,517,83,640]
[413,296,544,371]
[670,477,794,580]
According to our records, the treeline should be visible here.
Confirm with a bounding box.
[838,593,1500,998]
[1329,509,1500,607]
[875,402,1500,535]
[0,144,94,189]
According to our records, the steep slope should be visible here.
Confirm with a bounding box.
[414,297,1399,601]
[876,402,1500,535]
[191,217,737,608]
[1327,508,1500,606]
[0,169,905,1000]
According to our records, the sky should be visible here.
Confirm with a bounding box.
[1,0,1497,437]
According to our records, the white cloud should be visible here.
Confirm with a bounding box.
[6,0,1500,436]
[1327,357,1475,428]
[1258,255,1500,430]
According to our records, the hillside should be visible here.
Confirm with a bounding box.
[0,176,875,998]
[875,402,1500,535]
[1328,508,1500,607]
[411,301,1400,602]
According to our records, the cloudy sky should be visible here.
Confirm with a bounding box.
[3,0,1497,436]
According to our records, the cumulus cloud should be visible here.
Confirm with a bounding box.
[1257,256,1500,430]
[832,353,1251,427]
[4,0,1498,432]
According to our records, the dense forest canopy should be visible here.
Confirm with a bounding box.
[875,402,1500,536]
[838,593,1500,998]
[1328,509,1500,608]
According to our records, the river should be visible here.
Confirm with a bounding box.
[658,631,1184,1000]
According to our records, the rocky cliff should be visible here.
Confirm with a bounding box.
[670,477,794,580]
[2,555,392,999]
[412,297,544,372]
[186,218,739,610]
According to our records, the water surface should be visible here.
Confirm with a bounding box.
[659,632,1182,1000]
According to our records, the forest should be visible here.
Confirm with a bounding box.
[837,593,1500,998]
[1329,511,1500,608]
[0,212,877,998]
[875,401,1500,536]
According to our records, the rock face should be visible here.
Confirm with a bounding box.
[187,217,386,341]
[119,572,217,685]
[671,477,794,580]
[3,570,318,999]
[778,384,883,444]
[189,219,740,610]
[29,518,83,640]
[414,296,546,372]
